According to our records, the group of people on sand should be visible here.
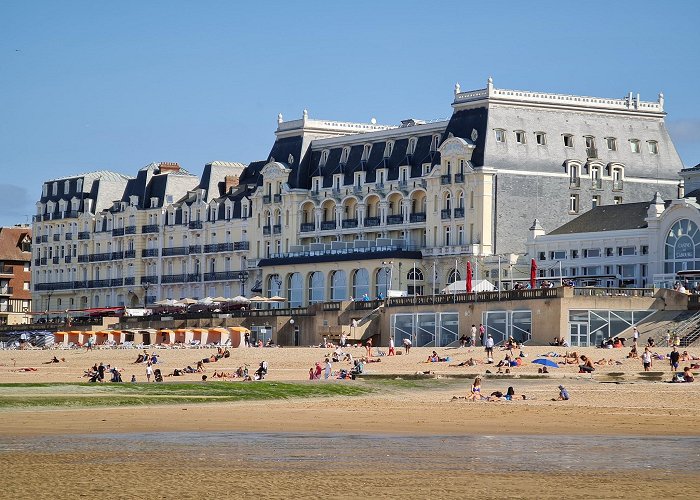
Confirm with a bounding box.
[453,377,529,402]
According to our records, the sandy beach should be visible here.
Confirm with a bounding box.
[1,344,699,499]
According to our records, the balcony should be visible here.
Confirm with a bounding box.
[273,224,282,234]
[263,225,271,236]
[454,208,465,218]
[161,274,186,284]
[112,228,125,237]
[0,303,14,312]
[34,259,40,266]
[52,256,59,264]
[613,180,624,191]
[569,177,581,188]
[262,195,271,204]
[141,276,158,285]
[78,232,90,240]
[39,235,48,243]
[409,213,426,223]
[234,241,249,251]
[125,226,137,235]
[40,257,48,265]
[142,248,159,258]
[441,175,452,185]
[387,215,403,225]
[162,247,189,257]
[398,181,408,192]
[124,277,135,286]
[273,194,282,203]
[441,209,452,220]
[455,173,464,183]
[89,252,112,262]
[300,223,315,232]
[321,221,336,230]
[0,286,13,295]
[204,270,244,281]
[204,242,234,253]
[591,178,602,189]
[78,255,89,263]
[110,278,124,287]
[65,232,73,241]
[353,185,363,195]
[365,217,380,227]
[124,250,136,259]
[73,281,87,289]
[586,146,598,159]
[64,255,71,264]
[88,279,110,288]
[63,210,79,219]
[142,224,159,234]
[187,273,201,282]
[32,215,41,222]
[188,221,203,230]
[342,219,358,229]
[53,234,61,241]
[188,245,202,254]
[42,214,52,221]
[111,251,124,260]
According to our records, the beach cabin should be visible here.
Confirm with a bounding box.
[158,329,175,344]
[207,327,229,346]
[174,328,192,344]
[228,326,249,348]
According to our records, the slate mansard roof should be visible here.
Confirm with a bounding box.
[548,202,654,235]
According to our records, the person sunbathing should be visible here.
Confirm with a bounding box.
[683,366,695,382]
[12,367,38,372]
[43,356,64,364]
[564,351,579,364]
[450,357,478,367]
[467,377,484,401]
[212,371,232,378]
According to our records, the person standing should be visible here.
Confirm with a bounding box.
[479,323,486,345]
[641,347,652,372]
[665,330,671,347]
[403,337,412,354]
[244,332,250,348]
[632,326,639,346]
[365,337,373,357]
[485,334,494,361]
[388,336,395,356]
[670,346,680,373]
[324,358,332,379]
[340,332,347,348]
[470,324,477,346]
[146,362,153,382]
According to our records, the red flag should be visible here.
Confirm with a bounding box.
[466,261,473,293]
[530,258,537,289]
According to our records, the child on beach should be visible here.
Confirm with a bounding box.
[555,385,569,401]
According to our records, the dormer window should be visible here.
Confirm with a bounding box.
[340,147,350,164]
[384,141,394,158]
[64,180,70,194]
[629,139,640,153]
[407,137,417,155]
[320,150,329,167]
[42,184,48,197]
[150,197,159,208]
[76,179,83,192]
[494,129,506,143]
[431,134,440,151]
[606,137,617,151]
[52,182,58,195]
[535,132,546,145]
[514,130,526,144]
[563,134,574,147]
[647,140,658,154]
[362,144,371,161]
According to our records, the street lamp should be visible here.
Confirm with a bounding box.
[381,261,393,298]
[237,271,249,297]
[142,281,151,309]
[45,290,53,323]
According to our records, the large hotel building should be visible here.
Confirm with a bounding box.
[31,79,683,312]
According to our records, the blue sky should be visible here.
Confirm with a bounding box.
[1,0,699,227]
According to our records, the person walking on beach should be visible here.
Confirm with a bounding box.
[388,336,395,356]
[485,334,494,361]
[365,337,373,357]
[670,346,680,373]
[324,358,332,379]
[403,337,412,354]
[471,324,477,346]
[665,330,671,347]
[632,326,639,347]
[146,362,153,382]
[641,347,653,372]
[479,323,485,345]
[244,332,250,348]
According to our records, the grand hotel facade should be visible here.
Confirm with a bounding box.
[31,79,684,312]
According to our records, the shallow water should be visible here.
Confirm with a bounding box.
[2,432,698,473]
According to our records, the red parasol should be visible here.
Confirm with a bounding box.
[530,258,537,288]
[466,261,473,293]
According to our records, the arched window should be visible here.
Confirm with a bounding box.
[448,269,461,284]
[330,270,347,301]
[308,271,325,304]
[458,191,464,209]
[288,273,303,307]
[376,268,390,298]
[444,192,452,211]
[407,268,424,281]
[352,269,370,300]
[664,219,700,274]
[267,274,282,296]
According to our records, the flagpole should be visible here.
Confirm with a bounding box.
[498,255,502,301]
[453,259,457,303]
[559,261,563,286]
[432,262,436,303]
[413,262,416,305]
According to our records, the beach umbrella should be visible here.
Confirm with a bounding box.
[268,295,287,302]
[530,259,537,289]
[229,295,251,304]
[212,296,228,302]
[466,261,473,293]
[179,298,198,305]
[249,296,269,302]
[531,358,559,368]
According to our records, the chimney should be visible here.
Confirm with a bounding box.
[224,175,240,193]
[159,162,181,173]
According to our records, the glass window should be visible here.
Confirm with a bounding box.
[606,137,617,151]
[535,132,546,145]
[352,269,370,300]
[664,218,700,274]
[514,131,525,144]
[288,273,303,307]
[376,268,390,298]
[629,139,640,153]
[494,129,506,143]
[308,272,324,304]
[569,194,579,213]
[563,134,574,147]
[330,270,347,301]
[647,141,658,154]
